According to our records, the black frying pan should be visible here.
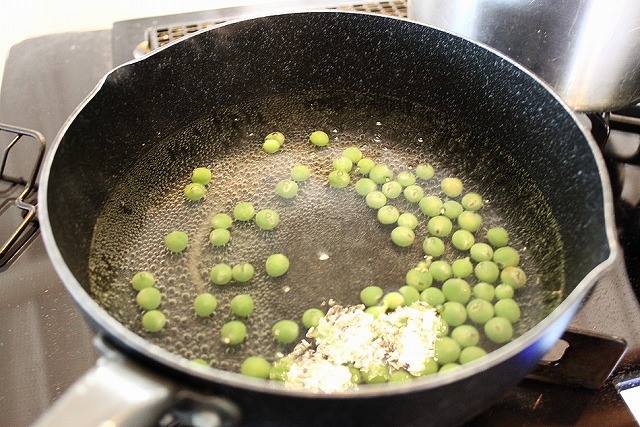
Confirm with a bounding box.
[37,11,617,427]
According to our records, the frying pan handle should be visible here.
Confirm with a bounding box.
[32,336,241,427]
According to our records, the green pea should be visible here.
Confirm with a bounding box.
[469,243,494,262]
[240,356,272,379]
[381,181,403,199]
[397,212,419,229]
[136,287,162,310]
[357,158,375,175]
[377,205,400,225]
[419,195,444,217]
[221,320,247,345]
[265,132,285,145]
[164,230,188,253]
[420,358,439,376]
[309,130,329,147]
[440,301,467,327]
[360,285,384,307]
[142,310,166,332]
[131,271,155,291]
[486,227,509,247]
[383,291,405,310]
[210,213,233,230]
[390,369,413,382]
[442,278,471,304]
[429,260,452,282]
[435,336,461,364]
[441,177,463,198]
[423,236,445,257]
[459,346,487,364]
[209,228,231,246]
[270,357,293,381]
[328,170,351,189]
[193,293,218,317]
[461,192,483,211]
[232,262,255,283]
[442,200,463,219]
[391,226,415,247]
[472,282,495,302]
[290,165,311,182]
[500,266,527,289]
[403,185,425,203]
[191,167,212,186]
[397,171,416,187]
[363,362,390,384]
[406,266,433,291]
[439,363,461,372]
[494,284,515,300]
[302,308,324,329]
[342,146,363,163]
[365,306,387,318]
[365,191,387,209]
[494,298,521,323]
[399,285,420,305]
[355,178,377,196]
[369,164,394,184]
[474,261,500,283]
[451,324,480,348]
[265,253,290,277]
[420,287,445,306]
[457,211,483,232]
[415,164,435,180]
[484,317,514,344]
[272,319,299,344]
[184,182,206,201]
[230,294,254,317]
[210,263,233,285]
[439,319,450,336]
[191,358,209,367]
[255,209,280,230]
[493,246,520,269]
[263,138,280,153]
[451,229,475,251]
[233,202,255,221]
[451,257,474,279]
[466,298,495,324]
[332,156,353,172]
[275,179,299,199]
[428,215,453,237]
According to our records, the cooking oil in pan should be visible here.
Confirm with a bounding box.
[88,90,564,376]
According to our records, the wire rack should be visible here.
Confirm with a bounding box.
[0,123,45,268]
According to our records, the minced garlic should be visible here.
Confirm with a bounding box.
[282,302,442,392]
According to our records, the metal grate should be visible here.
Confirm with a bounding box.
[341,0,407,16]
[147,1,407,51]
[0,124,45,268]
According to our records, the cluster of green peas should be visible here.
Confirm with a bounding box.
[134,131,337,372]
[320,143,527,376]
[136,128,528,383]
[281,132,524,378]
[235,130,527,381]
[202,199,298,348]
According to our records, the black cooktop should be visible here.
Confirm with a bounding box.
[1,13,639,426]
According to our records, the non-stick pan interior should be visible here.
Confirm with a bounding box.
[87,89,564,370]
[44,12,611,378]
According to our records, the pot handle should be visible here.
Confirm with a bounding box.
[32,336,242,427]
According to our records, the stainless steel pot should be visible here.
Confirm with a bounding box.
[408,0,640,112]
